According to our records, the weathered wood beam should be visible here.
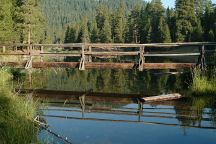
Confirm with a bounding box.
[1,42,216,49]
[85,51,139,56]
[0,62,196,69]
[0,52,201,57]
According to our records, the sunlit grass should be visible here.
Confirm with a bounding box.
[191,67,216,95]
[0,67,39,144]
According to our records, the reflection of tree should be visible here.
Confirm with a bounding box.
[174,100,194,127]
[175,97,216,129]
[21,68,188,95]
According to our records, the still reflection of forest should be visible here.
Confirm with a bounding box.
[21,69,190,95]
[16,68,216,143]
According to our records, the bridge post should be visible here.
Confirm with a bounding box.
[138,46,145,71]
[25,44,33,69]
[198,45,206,70]
[79,44,86,70]
[40,46,44,62]
[88,46,92,62]
[2,46,6,53]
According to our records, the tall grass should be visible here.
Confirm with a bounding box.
[0,68,39,144]
[191,67,216,95]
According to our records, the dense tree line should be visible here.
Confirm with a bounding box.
[40,0,144,43]
[0,0,216,44]
[0,0,45,44]
[64,0,216,43]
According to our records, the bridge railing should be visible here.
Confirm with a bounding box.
[0,42,215,70]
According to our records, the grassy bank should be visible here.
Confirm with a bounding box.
[0,68,39,144]
[190,67,216,95]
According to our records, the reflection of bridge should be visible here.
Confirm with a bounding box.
[0,42,215,70]
[20,89,216,130]
[38,94,216,130]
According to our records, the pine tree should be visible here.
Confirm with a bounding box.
[126,4,141,43]
[202,3,214,41]
[0,0,14,43]
[149,0,171,43]
[191,19,203,41]
[77,20,90,43]
[69,26,78,43]
[157,17,171,43]
[113,0,126,43]
[175,0,198,42]
[90,20,99,43]
[100,17,112,43]
[95,5,112,43]
[96,6,108,31]
[64,25,78,43]
[195,0,212,17]
[166,8,176,42]
[139,0,171,43]
[139,3,152,43]
[64,26,70,43]
[13,0,45,43]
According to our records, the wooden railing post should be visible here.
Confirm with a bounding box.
[88,46,92,62]
[79,44,86,70]
[138,46,145,71]
[25,44,33,69]
[198,45,206,70]
[40,46,44,62]
[2,46,6,53]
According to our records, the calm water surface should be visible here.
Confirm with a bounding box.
[15,68,216,144]
[38,99,216,144]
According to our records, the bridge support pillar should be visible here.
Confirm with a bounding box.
[2,46,6,53]
[79,45,86,70]
[88,46,92,62]
[198,45,206,71]
[40,46,44,62]
[138,46,145,71]
[25,56,33,69]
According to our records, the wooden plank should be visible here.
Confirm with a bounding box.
[142,93,182,102]
[0,52,28,55]
[1,42,216,49]
[0,62,196,69]
[144,53,200,57]
[0,52,201,57]
[38,53,81,57]
[85,51,139,56]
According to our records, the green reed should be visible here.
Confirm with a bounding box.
[191,67,216,95]
[0,67,39,144]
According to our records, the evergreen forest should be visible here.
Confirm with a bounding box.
[0,0,216,44]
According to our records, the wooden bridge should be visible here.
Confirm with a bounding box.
[0,42,215,71]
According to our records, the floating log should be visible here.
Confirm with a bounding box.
[141,93,182,102]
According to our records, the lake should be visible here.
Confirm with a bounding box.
[13,68,216,144]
